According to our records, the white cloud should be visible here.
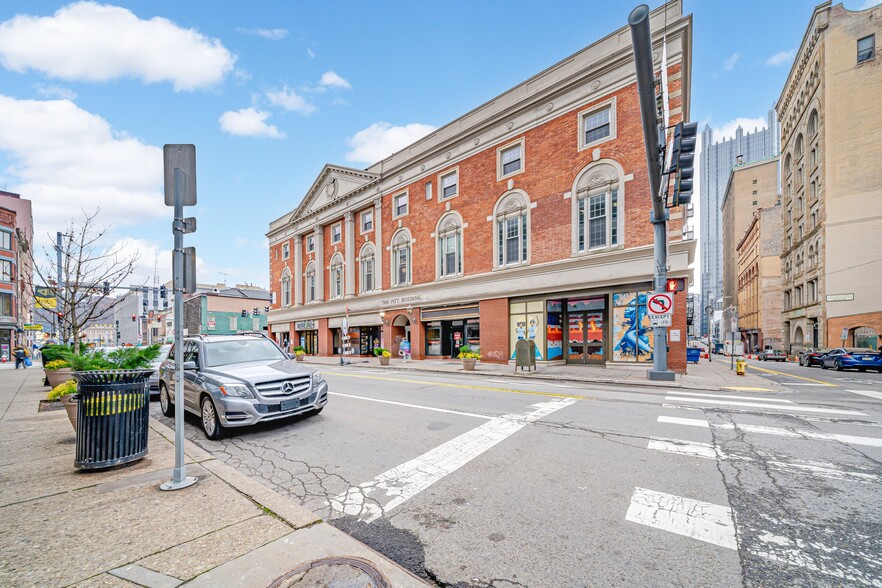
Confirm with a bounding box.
[711,117,768,142]
[345,122,436,164]
[265,85,315,114]
[34,83,76,100]
[306,48,315,59]
[236,27,288,41]
[0,2,235,91]
[219,107,285,138]
[765,49,796,67]
[319,70,351,90]
[723,52,740,71]
[0,94,167,235]
[233,237,249,248]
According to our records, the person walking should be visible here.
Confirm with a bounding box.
[13,343,28,369]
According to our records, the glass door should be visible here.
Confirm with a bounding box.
[566,297,606,364]
[567,315,586,362]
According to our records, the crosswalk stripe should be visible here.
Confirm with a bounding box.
[671,391,792,403]
[657,415,882,447]
[665,396,866,416]
[846,389,882,401]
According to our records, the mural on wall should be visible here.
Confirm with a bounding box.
[510,301,545,360]
[612,291,654,362]
[547,310,563,361]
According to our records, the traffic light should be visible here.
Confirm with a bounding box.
[264,305,269,313]
[56,311,63,320]
[160,285,167,299]
[241,309,247,317]
[665,277,686,293]
[102,281,110,295]
[253,307,258,315]
[667,121,698,207]
[131,314,137,322]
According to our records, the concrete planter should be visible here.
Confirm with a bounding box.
[462,358,478,371]
[46,368,73,389]
[61,394,78,432]
[379,356,390,366]
[295,354,305,362]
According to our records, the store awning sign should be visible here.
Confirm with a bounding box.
[35,286,56,309]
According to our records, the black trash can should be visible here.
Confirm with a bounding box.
[71,369,153,470]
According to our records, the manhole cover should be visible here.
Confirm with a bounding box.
[268,556,389,588]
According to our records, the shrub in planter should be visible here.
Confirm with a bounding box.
[374,347,391,365]
[47,379,77,401]
[45,359,73,388]
[457,345,481,371]
[293,345,306,361]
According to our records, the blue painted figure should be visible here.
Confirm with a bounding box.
[614,294,653,360]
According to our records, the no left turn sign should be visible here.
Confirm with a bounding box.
[647,293,673,315]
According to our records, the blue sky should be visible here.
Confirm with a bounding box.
[0,0,873,289]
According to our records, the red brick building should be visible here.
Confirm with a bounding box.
[267,2,695,373]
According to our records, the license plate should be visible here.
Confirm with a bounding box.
[862,357,872,361]
[280,398,301,411]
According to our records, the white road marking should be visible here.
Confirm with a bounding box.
[846,389,882,401]
[329,392,492,420]
[627,488,882,586]
[787,383,830,387]
[549,384,575,388]
[626,487,736,549]
[329,398,579,522]
[671,391,793,403]
[657,415,882,448]
[647,436,880,483]
[665,395,866,416]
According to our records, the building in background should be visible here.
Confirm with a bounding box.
[700,110,779,338]
[114,285,170,345]
[267,2,695,371]
[736,206,784,352]
[778,1,882,352]
[720,156,780,347]
[0,190,34,359]
[182,286,271,337]
[0,206,19,361]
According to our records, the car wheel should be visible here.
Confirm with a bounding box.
[159,383,174,417]
[835,360,844,372]
[821,362,828,370]
[201,396,224,440]
[858,368,867,373]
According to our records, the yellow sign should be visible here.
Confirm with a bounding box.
[34,286,56,310]
[23,324,43,331]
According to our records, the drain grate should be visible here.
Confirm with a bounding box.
[267,556,389,588]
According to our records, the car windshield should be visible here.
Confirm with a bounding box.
[845,348,875,353]
[204,338,287,367]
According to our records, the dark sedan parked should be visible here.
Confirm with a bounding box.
[820,348,882,372]
[798,348,831,367]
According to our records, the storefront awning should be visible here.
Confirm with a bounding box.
[329,314,383,328]
[270,324,290,334]
[420,304,480,321]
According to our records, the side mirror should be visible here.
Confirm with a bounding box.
[183,361,197,370]
[288,353,297,359]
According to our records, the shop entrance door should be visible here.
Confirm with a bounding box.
[450,324,465,358]
[302,331,317,355]
[566,298,606,364]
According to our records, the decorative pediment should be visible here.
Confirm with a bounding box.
[288,164,380,224]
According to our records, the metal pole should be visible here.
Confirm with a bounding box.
[630,5,674,381]
[56,232,62,341]
[161,167,197,491]
[731,330,736,370]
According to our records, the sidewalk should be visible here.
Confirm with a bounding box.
[303,353,782,392]
[0,368,428,587]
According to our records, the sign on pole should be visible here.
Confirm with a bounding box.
[647,293,673,327]
[163,145,197,206]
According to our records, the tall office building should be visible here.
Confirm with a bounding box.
[699,109,779,337]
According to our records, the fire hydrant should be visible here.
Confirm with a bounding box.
[735,356,747,376]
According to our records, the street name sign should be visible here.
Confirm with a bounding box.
[647,293,673,327]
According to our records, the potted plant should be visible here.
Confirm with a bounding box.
[293,345,306,362]
[457,345,481,371]
[44,359,73,388]
[47,379,78,430]
[374,347,391,366]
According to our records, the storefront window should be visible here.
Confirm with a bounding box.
[509,301,545,360]
[612,291,653,362]
[546,300,563,361]
[426,322,442,356]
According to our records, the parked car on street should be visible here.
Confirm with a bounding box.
[798,348,831,367]
[158,333,328,439]
[148,344,173,397]
[758,349,787,361]
[819,348,882,372]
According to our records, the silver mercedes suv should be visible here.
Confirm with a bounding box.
[158,333,328,439]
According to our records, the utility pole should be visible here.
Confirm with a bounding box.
[55,231,62,341]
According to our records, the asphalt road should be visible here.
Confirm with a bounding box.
[152,367,882,587]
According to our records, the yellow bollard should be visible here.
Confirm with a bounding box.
[735,356,747,376]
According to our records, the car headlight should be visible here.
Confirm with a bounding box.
[312,370,323,383]
[218,383,254,398]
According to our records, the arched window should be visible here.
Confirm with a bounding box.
[784,153,792,178]
[807,110,819,137]
[797,196,804,214]
[795,134,804,160]
[810,149,817,169]
[359,243,375,293]
[808,245,816,268]
[572,161,624,254]
[281,268,292,307]
[305,262,316,303]
[329,253,344,299]
[436,212,463,278]
[391,229,411,287]
[809,181,817,201]
[796,254,803,275]
[493,191,530,267]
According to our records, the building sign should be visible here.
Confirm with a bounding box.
[381,294,423,307]
[207,316,216,330]
[295,320,317,331]
[23,324,43,331]
[826,293,854,302]
[34,286,56,309]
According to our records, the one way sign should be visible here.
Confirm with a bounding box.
[647,293,673,327]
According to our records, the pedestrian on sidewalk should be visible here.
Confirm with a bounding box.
[13,343,28,369]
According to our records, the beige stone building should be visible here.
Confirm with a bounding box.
[777,1,882,352]
[720,156,780,344]
[736,207,784,352]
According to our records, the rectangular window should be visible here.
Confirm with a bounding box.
[361,210,373,232]
[583,107,611,145]
[306,235,315,252]
[394,193,408,217]
[441,171,458,200]
[610,189,619,246]
[0,292,11,316]
[505,218,520,263]
[440,233,460,276]
[0,259,11,282]
[331,224,342,243]
[577,198,586,251]
[363,258,374,292]
[282,278,291,307]
[229,317,237,330]
[282,243,290,259]
[858,34,875,63]
[425,181,433,201]
[396,247,409,285]
[588,194,607,249]
[307,272,315,302]
[0,231,10,251]
[500,144,522,176]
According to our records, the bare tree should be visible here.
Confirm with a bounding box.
[27,210,141,354]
